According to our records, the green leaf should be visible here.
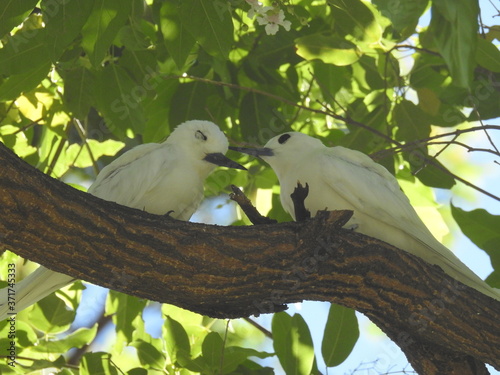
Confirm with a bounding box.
[409,53,449,91]
[202,332,224,370]
[376,50,400,86]
[66,139,125,168]
[179,0,233,59]
[15,356,67,373]
[247,28,301,71]
[29,294,75,334]
[0,318,38,350]
[0,0,39,38]
[169,81,212,125]
[0,61,51,101]
[93,64,147,136]
[143,79,178,142]
[416,87,468,127]
[356,55,386,90]
[295,33,360,66]
[394,100,431,142]
[451,205,500,276]
[127,369,148,375]
[117,25,150,51]
[62,66,95,118]
[468,75,500,120]
[105,291,147,352]
[272,312,315,375]
[131,339,166,369]
[36,124,67,176]
[402,147,455,189]
[182,356,211,373]
[342,95,389,153]
[0,28,51,76]
[329,0,382,43]
[32,325,98,353]
[428,0,479,88]
[312,61,350,100]
[158,1,196,69]
[221,347,274,374]
[394,100,455,188]
[163,315,191,365]
[42,0,95,60]
[118,48,159,85]
[239,92,284,144]
[485,271,500,289]
[373,0,429,41]
[475,37,500,73]
[321,304,359,367]
[272,312,293,370]
[80,352,119,375]
[161,304,209,358]
[81,0,134,67]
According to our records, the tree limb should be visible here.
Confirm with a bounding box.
[0,142,499,374]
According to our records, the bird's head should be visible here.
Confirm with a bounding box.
[230,132,324,170]
[168,120,246,170]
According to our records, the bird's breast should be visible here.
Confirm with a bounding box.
[138,167,205,220]
[277,163,353,221]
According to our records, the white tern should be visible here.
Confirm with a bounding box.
[0,120,245,320]
[231,132,500,301]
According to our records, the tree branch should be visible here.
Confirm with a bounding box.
[0,142,499,374]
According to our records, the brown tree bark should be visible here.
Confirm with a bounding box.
[0,142,499,374]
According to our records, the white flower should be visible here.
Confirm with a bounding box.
[245,0,264,19]
[256,8,291,35]
[245,1,292,35]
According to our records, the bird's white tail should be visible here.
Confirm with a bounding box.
[424,238,500,302]
[0,267,75,321]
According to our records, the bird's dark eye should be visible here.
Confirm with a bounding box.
[195,130,207,141]
[278,134,291,144]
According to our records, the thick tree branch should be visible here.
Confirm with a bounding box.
[0,142,499,374]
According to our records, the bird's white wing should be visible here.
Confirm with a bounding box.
[88,143,178,212]
[317,146,500,300]
[0,267,75,321]
[322,146,424,234]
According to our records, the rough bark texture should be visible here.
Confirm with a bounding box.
[0,142,499,375]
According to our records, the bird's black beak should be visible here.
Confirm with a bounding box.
[229,146,274,158]
[204,153,247,170]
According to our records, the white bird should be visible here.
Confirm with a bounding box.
[231,132,500,301]
[0,120,245,320]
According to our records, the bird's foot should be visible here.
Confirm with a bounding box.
[344,223,358,231]
[291,182,311,222]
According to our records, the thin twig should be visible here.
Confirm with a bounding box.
[46,136,67,177]
[477,116,500,154]
[243,317,273,339]
[229,185,277,225]
[413,134,459,175]
[73,118,100,176]
[291,73,315,128]
[0,101,16,125]
[220,320,230,375]
[12,117,44,135]
[371,125,500,160]
[427,140,500,157]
